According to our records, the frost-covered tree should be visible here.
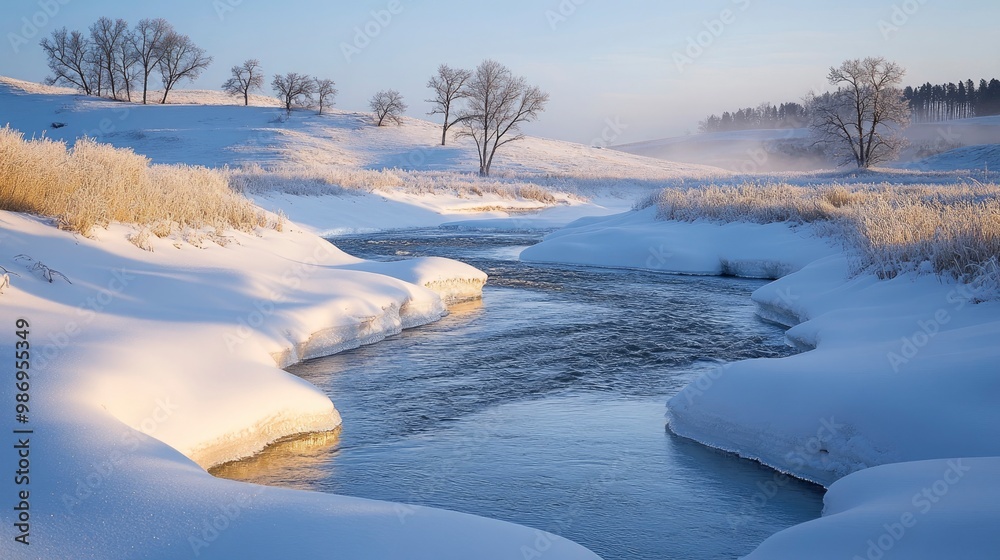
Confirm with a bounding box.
[131,18,172,104]
[272,72,315,113]
[426,64,471,145]
[223,59,264,106]
[40,28,93,94]
[457,59,548,177]
[809,57,911,168]
[157,31,212,104]
[114,29,141,101]
[314,78,337,115]
[370,89,407,126]
[89,17,130,100]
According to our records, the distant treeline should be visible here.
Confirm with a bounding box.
[698,102,807,133]
[700,78,1000,133]
[904,79,1000,122]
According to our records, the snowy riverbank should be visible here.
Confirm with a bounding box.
[521,208,1000,558]
[0,210,597,559]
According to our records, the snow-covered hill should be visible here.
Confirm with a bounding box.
[614,128,824,173]
[0,76,723,180]
[616,116,1000,173]
[4,75,997,560]
[0,78,602,559]
[904,143,1000,171]
[1,75,734,235]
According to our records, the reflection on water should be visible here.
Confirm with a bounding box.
[214,229,824,560]
[211,429,342,491]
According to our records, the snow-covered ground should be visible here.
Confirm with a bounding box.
[521,199,1000,558]
[1,74,726,235]
[614,128,824,173]
[616,116,1000,173]
[0,75,723,181]
[0,79,603,559]
[0,209,603,560]
[747,457,1000,559]
[901,143,1000,172]
[4,74,998,559]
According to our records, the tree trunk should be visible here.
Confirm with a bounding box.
[441,105,449,146]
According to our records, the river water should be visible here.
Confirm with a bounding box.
[212,229,824,559]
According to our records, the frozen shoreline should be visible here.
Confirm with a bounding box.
[521,208,1000,558]
[0,211,596,560]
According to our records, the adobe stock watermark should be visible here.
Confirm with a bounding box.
[673,0,751,74]
[546,0,587,31]
[7,0,72,54]
[188,492,261,556]
[728,417,842,529]
[35,267,136,370]
[644,244,675,270]
[82,105,131,140]
[387,145,434,169]
[886,281,991,373]
[682,285,799,404]
[62,395,180,515]
[853,459,970,560]
[519,457,631,559]
[224,238,337,353]
[879,0,928,41]
[341,1,404,64]
[591,117,628,149]
[394,408,506,523]
[213,0,244,22]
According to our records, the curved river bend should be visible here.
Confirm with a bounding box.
[213,229,823,560]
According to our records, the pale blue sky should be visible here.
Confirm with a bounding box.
[3,0,999,144]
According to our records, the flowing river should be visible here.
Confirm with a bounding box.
[212,229,824,560]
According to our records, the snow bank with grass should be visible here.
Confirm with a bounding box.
[519,206,1000,558]
[521,206,838,278]
[0,211,596,560]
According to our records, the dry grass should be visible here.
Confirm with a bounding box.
[0,127,265,237]
[641,181,1000,294]
[228,162,563,205]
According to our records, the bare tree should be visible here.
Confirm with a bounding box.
[808,57,911,168]
[157,31,212,104]
[370,89,407,126]
[40,28,93,94]
[131,18,172,104]
[223,59,264,106]
[426,64,471,145]
[272,72,315,114]
[87,44,106,97]
[89,17,130,100]
[114,29,141,101]
[457,60,549,176]
[314,78,337,115]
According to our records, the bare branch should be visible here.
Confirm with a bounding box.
[39,28,93,94]
[223,59,264,106]
[426,64,472,145]
[456,60,548,176]
[809,57,910,168]
[272,72,316,114]
[131,18,172,104]
[314,78,337,115]
[158,31,212,104]
[369,89,407,126]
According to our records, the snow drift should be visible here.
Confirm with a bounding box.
[0,210,597,559]
[520,206,1000,558]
